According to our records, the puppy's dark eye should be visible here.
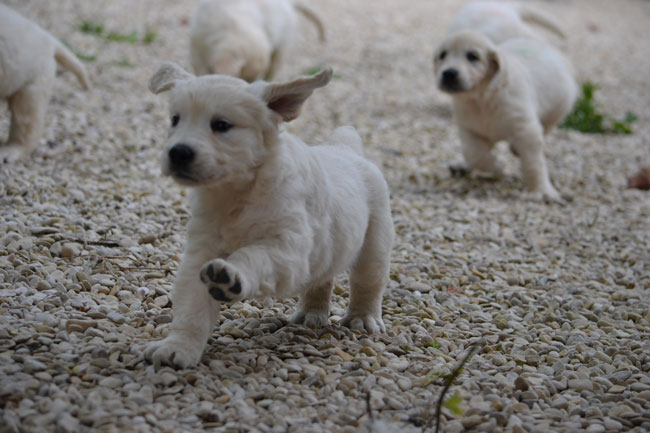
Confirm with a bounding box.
[210,119,233,133]
[439,50,447,60]
[467,52,479,62]
[171,114,180,127]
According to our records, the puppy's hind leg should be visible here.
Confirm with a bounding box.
[456,128,504,178]
[265,48,284,81]
[2,74,53,163]
[341,207,393,334]
[290,279,333,328]
[510,126,561,202]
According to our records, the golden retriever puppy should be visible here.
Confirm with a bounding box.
[190,0,325,81]
[434,31,577,201]
[144,63,393,368]
[448,1,566,44]
[0,4,90,162]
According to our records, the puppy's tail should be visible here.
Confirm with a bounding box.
[294,3,326,43]
[324,126,363,156]
[53,39,91,90]
[513,5,567,41]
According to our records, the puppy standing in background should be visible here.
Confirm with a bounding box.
[145,63,393,368]
[0,4,90,163]
[447,1,566,44]
[434,30,577,201]
[190,0,325,81]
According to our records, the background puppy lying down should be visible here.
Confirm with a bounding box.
[0,3,90,163]
[448,1,566,44]
[434,31,577,201]
[190,0,325,81]
[145,63,394,369]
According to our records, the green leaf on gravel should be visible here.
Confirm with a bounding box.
[106,31,138,43]
[443,393,465,416]
[561,81,636,134]
[80,19,103,35]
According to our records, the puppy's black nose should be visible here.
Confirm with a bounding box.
[442,68,458,84]
[169,144,195,166]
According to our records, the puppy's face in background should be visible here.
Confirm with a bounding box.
[160,76,273,188]
[434,31,499,94]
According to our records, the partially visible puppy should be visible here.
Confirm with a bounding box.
[448,1,566,45]
[190,0,325,81]
[0,4,90,163]
[434,31,577,201]
[144,63,394,369]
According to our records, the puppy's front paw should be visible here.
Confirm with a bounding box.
[200,259,246,303]
[144,334,204,370]
[290,308,330,328]
[526,186,564,204]
[449,162,470,178]
[0,145,29,164]
[340,312,386,334]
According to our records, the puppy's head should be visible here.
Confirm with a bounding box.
[433,31,500,94]
[149,62,332,188]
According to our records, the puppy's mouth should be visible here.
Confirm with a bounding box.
[170,170,200,185]
[168,168,222,187]
[438,78,466,94]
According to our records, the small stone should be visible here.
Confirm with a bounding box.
[387,358,409,372]
[60,243,80,258]
[65,320,98,332]
[609,370,632,384]
[99,377,122,388]
[139,234,157,244]
[462,415,484,428]
[514,375,530,391]
[154,314,173,324]
[24,359,47,373]
[608,404,635,418]
[57,414,80,433]
[552,397,568,409]
[608,385,626,393]
[603,418,623,430]
[36,280,52,291]
[107,312,126,324]
[154,295,169,308]
[585,423,605,433]
[568,379,594,392]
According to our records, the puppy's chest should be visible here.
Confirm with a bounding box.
[212,222,253,255]
[455,100,509,141]
[191,211,280,256]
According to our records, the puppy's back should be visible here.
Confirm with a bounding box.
[322,126,363,156]
[501,38,577,130]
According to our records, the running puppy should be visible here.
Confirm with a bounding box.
[190,0,325,81]
[448,1,566,44]
[434,31,577,201]
[0,4,90,163]
[145,63,393,368]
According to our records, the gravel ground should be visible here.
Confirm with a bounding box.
[1,0,649,432]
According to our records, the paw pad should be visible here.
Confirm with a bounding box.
[200,260,243,302]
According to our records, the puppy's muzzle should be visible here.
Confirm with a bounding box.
[440,68,462,92]
[169,143,195,169]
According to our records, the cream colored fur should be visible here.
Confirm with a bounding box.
[448,1,566,44]
[190,0,325,82]
[0,3,90,162]
[434,31,577,201]
[144,63,393,368]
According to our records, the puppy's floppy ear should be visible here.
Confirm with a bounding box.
[149,62,194,94]
[487,49,501,74]
[252,67,333,122]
